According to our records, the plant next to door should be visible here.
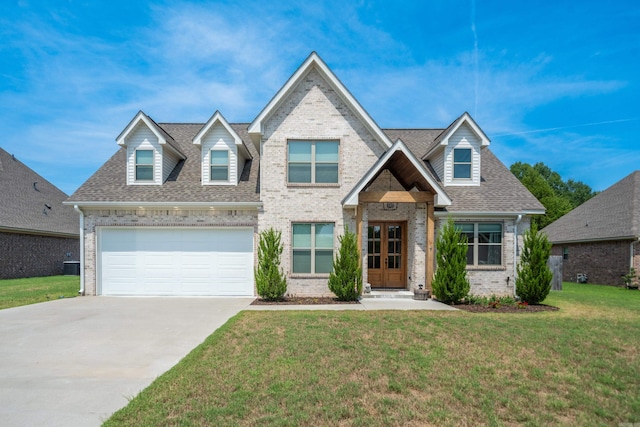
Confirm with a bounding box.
[255,228,287,301]
[432,217,470,304]
[516,223,553,304]
[329,226,362,301]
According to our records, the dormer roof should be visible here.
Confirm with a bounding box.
[248,52,392,152]
[424,112,490,159]
[116,110,186,159]
[193,111,252,159]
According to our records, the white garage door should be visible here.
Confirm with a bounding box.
[99,227,254,296]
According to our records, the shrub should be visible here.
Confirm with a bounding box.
[432,218,470,304]
[516,223,553,304]
[328,226,362,301]
[255,228,287,301]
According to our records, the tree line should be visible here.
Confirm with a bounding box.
[510,162,598,229]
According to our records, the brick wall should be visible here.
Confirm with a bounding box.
[81,208,258,295]
[551,240,633,286]
[0,231,79,279]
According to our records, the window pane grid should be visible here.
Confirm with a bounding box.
[453,148,472,179]
[292,223,334,274]
[455,222,502,266]
[135,150,154,181]
[288,141,338,184]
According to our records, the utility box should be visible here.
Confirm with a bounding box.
[63,261,80,276]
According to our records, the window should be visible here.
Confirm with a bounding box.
[455,222,502,266]
[453,148,472,179]
[135,150,154,181]
[563,247,569,260]
[292,223,334,274]
[288,141,339,184]
[210,150,229,181]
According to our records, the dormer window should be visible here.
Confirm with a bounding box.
[453,148,471,179]
[210,150,229,182]
[288,140,339,184]
[135,150,154,181]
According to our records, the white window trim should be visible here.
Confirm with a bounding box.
[209,149,230,184]
[452,148,472,180]
[287,140,340,186]
[456,222,503,267]
[291,222,334,275]
[134,149,155,182]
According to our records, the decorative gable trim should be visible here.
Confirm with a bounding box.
[342,139,451,208]
[193,111,252,159]
[116,110,186,159]
[248,51,392,152]
[423,112,489,159]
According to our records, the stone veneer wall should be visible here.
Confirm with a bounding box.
[434,216,528,296]
[550,240,634,286]
[81,208,258,295]
[0,231,79,279]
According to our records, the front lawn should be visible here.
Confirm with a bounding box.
[0,276,80,310]
[105,283,640,426]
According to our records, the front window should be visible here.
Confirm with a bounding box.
[210,150,229,181]
[288,141,339,184]
[453,148,472,179]
[135,150,154,181]
[455,222,503,266]
[292,223,334,274]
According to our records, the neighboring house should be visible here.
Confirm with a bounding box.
[0,148,79,279]
[66,52,543,297]
[543,171,640,286]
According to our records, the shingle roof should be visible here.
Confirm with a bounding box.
[69,124,542,215]
[542,171,640,243]
[0,147,78,237]
[68,123,260,204]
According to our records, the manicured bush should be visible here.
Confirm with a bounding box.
[432,218,470,304]
[255,228,287,301]
[516,223,553,304]
[328,226,362,301]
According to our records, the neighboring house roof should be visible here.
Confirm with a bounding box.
[68,123,260,207]
[0,147,78,237]
[542,171,640,243]
[248,52,393,152]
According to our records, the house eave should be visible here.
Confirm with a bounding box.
[546,235,638,245]
[434,210,545,218]
[63,201,263,210]
[0,226,79,239]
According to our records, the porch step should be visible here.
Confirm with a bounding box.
[361,290,415,299]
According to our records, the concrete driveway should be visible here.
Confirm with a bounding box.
[0,296,254,427]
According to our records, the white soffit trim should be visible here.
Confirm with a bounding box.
[248,52,392,151]
[342,139,451,207]
[193,111,252,159]
[116,110,185,159]
[63,201,262,210]
[433,210,546,217]
[424,112,490,159]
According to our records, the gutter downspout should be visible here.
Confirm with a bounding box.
[73,205,85,295]
[513,214,523,298]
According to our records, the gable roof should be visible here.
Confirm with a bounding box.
[343,139,451,207]
[248,52,392,152]
[424,112,490,158]
[0,147,78,237]
[542,171,640,243]
[193,111,252,159]
[116,110,186,159]
[67,123,260,207]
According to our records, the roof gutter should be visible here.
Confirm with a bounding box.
[63,201,263,210]
[73,205,85,296]
[433,210,544,218]
[0,226,78,239]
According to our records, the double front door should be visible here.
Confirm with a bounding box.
[367,222,406,289]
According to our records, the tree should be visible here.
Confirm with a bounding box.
[255,228,287,301]
[516,223,553,304]
[432,218,470,304]
[328,226,362,301]
[510,162,597,229]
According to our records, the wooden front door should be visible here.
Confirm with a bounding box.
[367,222,406,289]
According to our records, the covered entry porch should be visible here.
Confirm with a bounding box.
[342,139,451,293]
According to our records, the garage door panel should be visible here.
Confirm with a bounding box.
[100,227,254,296]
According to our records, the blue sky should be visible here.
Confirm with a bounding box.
[1,0,638,195]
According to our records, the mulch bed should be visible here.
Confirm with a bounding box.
[251,297,360,305]
[451,303,559,313]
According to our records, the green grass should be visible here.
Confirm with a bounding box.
[105,283,640,426]
[0,276,80,310]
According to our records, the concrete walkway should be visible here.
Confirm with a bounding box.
[0,295,454,427]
